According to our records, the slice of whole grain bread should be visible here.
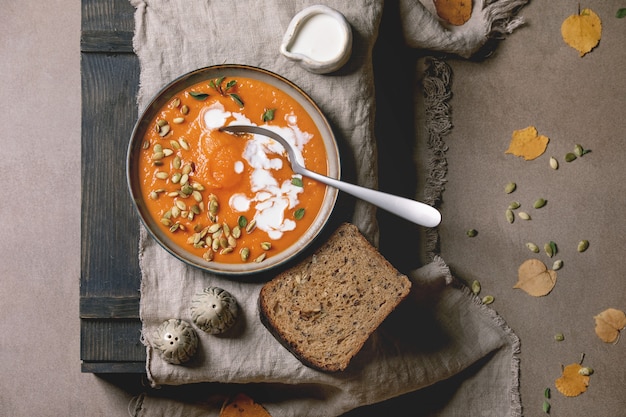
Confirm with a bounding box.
[258,223,411,372]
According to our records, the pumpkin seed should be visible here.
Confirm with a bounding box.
[518,211,531,220]
[228,235,237,248]
[222,223,231,237]
[207,223,222,234]
[170,139,181,150]
[156,118,168,127]
[526,242,540,253]
[534,198,547,209]
[142,140,150,150]
[220,247,234,255]
[160,218,172,226]
[505,182,516,194]
[554,333,565,342]
[219,237,229,249]
[254,253,267,263]
[261,242,272,251]
[180,183,193,196]
[179,137,190,150]
[192,190,202,202]
[212,237,221,251]
[466,229,478,238]
[552,259,563,270]
[190,204,201,215]
[175,200,187,211]
[170,172,181,184]
[565,152,577,162]
[471,280,481,295]
[182,163,193,175]
[574,144,584,157]
[544,241,557,258]
[246,219,257,233]
[508,201,521,210]
[171,97,181,108]
[238,216,248,228]
[181,104,189,115]
[149,191,159,200]
[155,171,169,180]
[577,240,589,252]
[506,209,515,224]
[203,250,214,262]
[158,124,171,137]
[578,367,593,376]
[231,226,242,239]
[173,117,185,124]
[240,247,250,261]
[549,156,559,170]
[170,206,181,218]
[192,182,205,191]
[482,295,494,305]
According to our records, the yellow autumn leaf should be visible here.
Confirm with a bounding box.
[433,0,472,26]
[219,393,272,417]
[513,258,557,297]
[561,8,602,57]
[505,126,549,161]
[594,308,626,343]
[555,363,590,397]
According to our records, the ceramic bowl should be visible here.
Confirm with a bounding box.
[280,5,352,74]
[127,65,340,275]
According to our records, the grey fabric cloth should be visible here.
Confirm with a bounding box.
[130,0,527,415]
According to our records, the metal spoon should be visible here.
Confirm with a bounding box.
[220,125,441,228]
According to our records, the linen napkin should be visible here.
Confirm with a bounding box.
[130,0,527,415]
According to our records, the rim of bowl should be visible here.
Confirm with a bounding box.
[126,64,340,275]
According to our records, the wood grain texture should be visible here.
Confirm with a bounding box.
[80,0,145,372]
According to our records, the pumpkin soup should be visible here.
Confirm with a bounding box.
[138,76,329,264]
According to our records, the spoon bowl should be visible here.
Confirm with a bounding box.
[220,125,441,228]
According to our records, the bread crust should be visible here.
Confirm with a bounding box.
[259,223,411,372]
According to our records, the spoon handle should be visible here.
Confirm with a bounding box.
[301,169,441,228]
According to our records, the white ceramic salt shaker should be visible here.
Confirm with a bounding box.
[280,5,352,74]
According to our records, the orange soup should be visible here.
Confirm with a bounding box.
[138,75,328,264]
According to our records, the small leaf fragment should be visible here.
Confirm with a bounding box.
[617,8,626,18]
[262,108,276,122]
[565,152,577,162]
[555,363,590,397]
[544,387,551,399]
[230,93,244,107]
[294,208,305,220]
[542,400,551,414]
[505,126,549,161]
[514,259,557,297]
[594,308,626,343]
[189,91,209,101]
